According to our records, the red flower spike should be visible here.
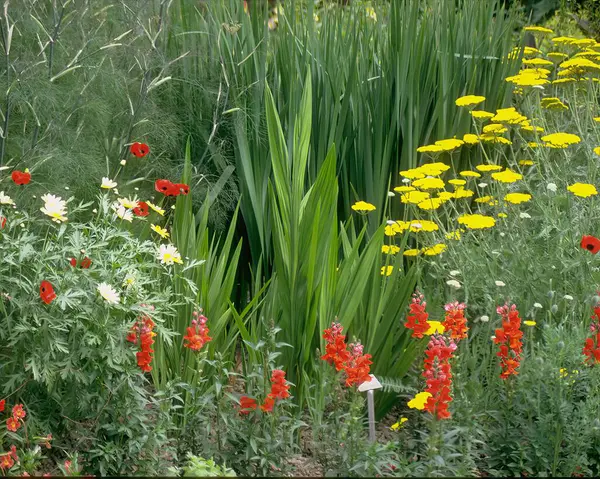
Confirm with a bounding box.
[268,369,291,400]
[581,235,600,254]
[260,395,275,413]
[11,170,31,185]
[422,335,456,419]
[405,291,430,338]
[583,305,600,365]
[80,257,92,269]
[40,281,57,305]
[183,313,212,351]
[12,404,26,420]
[494,303,523,379]
[133,201,149,217]
[0,399,4,412]
[239,396,257,415]
[0,216,6,229]
[442,301,468,341]
[130,142,150,158]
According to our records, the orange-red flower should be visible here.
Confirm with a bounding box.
[581,235,600,254]
[6,417,19,432]
[128,306,156,372]
[344,342,372,387]
[260,395,275,413]
[239,396,257,415]
[183,312,212,351]
[0,216,5,229]
[11,170,30,185]
[442,301,468,341]
[494,303,523,379]
[133,201,149,217]
[583,303,600,365]
[0,453,14,471]
[130,142,150,158]
[39,281,57,305]
[422,335,456,419]
[11,404,25,420]
[405,291,431,338]
[0,399,4,412]
[268,369,290,400]
[321,322,351,371]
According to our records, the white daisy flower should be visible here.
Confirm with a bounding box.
[101,177,117,189]
[111,202,133,222]
[40,194,68,223]
[0,191,14,205]
[117,197,139,209]
[97,282,120,304]
[157,244,183,265]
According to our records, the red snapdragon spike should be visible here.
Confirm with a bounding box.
[133,201,149,217]
[80,257,92,269]
[11,170,31,185]
[442,301,468,341]
[405,291,430,338]
[40,281,57,305]
[69,258,77,267]
[130,142,150,158]
[0,216,6,229]
[494,303,523,379]
[0,399,4,412]
[581,235,600,254]
[239,396,257,415]
[260,395,275,413]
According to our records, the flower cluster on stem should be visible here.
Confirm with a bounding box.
[494,303,523,378]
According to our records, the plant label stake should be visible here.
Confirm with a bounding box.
[358,374,382,442]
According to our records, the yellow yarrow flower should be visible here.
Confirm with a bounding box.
[453,188,474,199]
[480,134,512,145]
[498,213,508,218]
[458,214,496,229]
[475,195,494,204]
[593,146,600,156]
[460,170,481,178]
[567,183,598,198]
[401,191,431,204]
[491,168,523,183]
[519,159,534,166]
[448,179,466,186]
[413,177,445,190]
[409,220,439,232]
[547,52,568,61]
[476,164,503,172]
[491,107,529,125]
[417,138,464,153]
[445,230,461,240]
[541,132,581,148]
[463,133,480,145]
[382,245,400,255]
[522,57,554,66]
[417,197,447,210]
[470,110,495,120]
[352,201,376,212]
[524,320,536,327]
[483,123,508,134]
[524,26,553,34]
[455,95,486,107]
[504,193,532,204]
[422,243,447,256]
[394,185,416,193]
[403,249,421,257]
[400,168,426,179]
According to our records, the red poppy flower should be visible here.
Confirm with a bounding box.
[581,235,600,254]
[0,216,6,229]
[0,399,4,412]
[175,183,190,195]
[130,142,150,158]
[40,281,57,305]
[69,258,77,267]
[155,179,176,195]
[80,257,92,269]
[133,201,149,217]
[11,170,31,186]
